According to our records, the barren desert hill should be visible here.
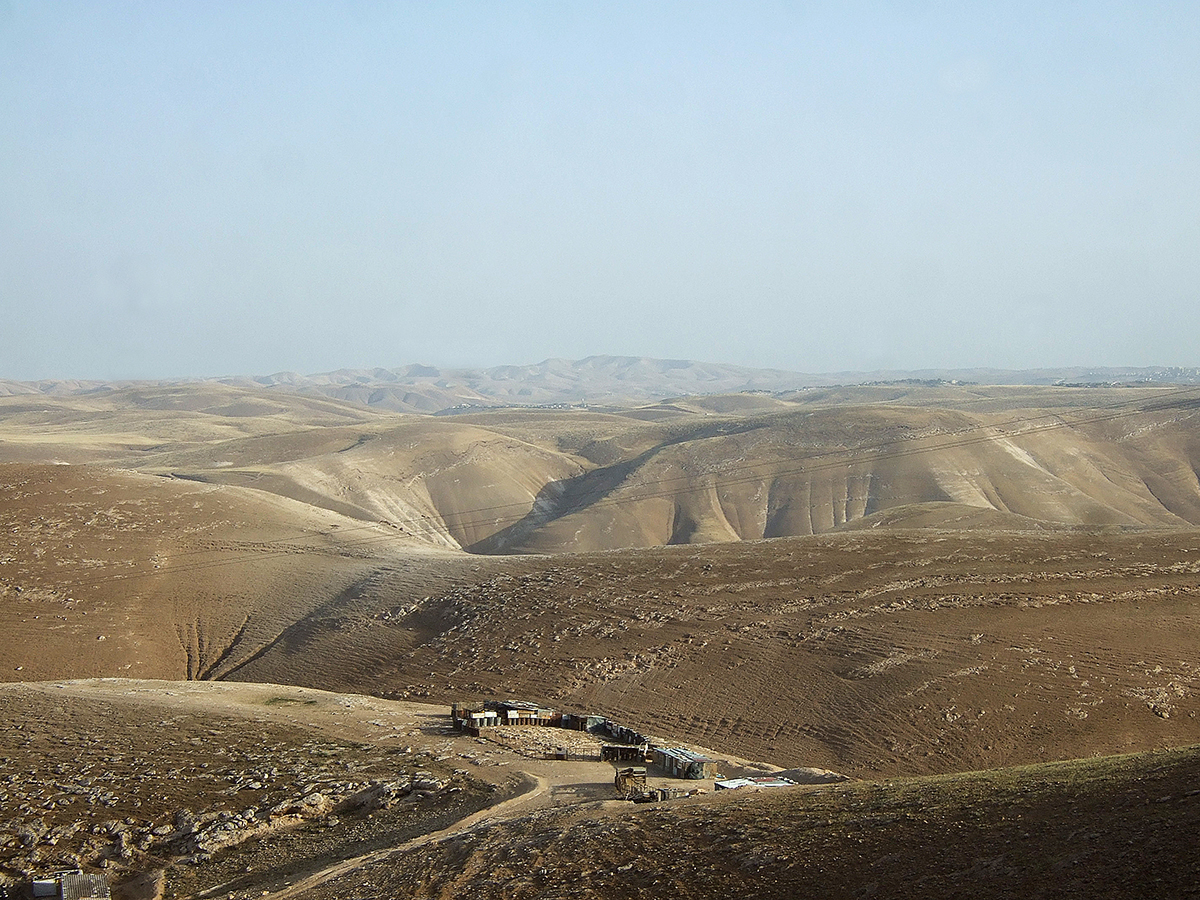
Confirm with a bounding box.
[0,460,474,683]
[295,742,1200,900]
[4,379,1200,777]
[4,375,1200,898]
[8,459,1200,779]
[88,383,1200,553]
[4,677,1197,900]
[0,679,504,896]
[461,395,1200,552]
[162,356,838,413]
[14,379,1200,552]
[123,415,595,550]
[6,357,1200,415]
[0,357,814,414]
[0,382,391,465]
[224,529,1200,780]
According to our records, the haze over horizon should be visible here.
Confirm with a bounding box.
[3,2,1198,382]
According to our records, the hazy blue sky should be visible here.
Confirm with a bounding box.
[2,2,1197,380]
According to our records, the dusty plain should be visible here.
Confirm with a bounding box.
[2,372,1200,897]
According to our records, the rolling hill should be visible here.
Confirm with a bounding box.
[3,379,1200,776]
[3,370,1200,897]
[5,356,1200,414]
[7,380,1200,554]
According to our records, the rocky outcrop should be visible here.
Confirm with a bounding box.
[0,776,450,879]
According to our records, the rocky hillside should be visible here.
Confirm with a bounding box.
[296,744,1200,900]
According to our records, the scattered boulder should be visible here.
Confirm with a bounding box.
[270,791,333,818]
[172,810,196,835]
[774,767,851,785]
[345,780,414,812]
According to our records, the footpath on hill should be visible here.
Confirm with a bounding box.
[2,679,791,900]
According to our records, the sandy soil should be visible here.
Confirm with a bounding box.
[6,383,1200,556]
[4,382,1200,897]
[218,529,1200,779]
[0,680,762,900]
[0,462,469,682]
[5,453,1200,779]
[293,743,1200,900]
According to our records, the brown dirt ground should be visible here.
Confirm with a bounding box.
[0,681,769,900]
[4,384,1200,898]
[0,462,469,682]
[0,681,503,897]
[226,529,1200,779]
[295,743,1200,900]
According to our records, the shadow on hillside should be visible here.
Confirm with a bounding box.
[467,419,769,553]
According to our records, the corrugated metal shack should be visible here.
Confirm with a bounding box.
[544,745,602,761]
[59,873,109,900]
[451,703,500,734]
[601,743,650,762]
[614,766,648,797]
[561,712,608,733]
[633,786,691,803]
[501,701,560,727]
[452,702,657,764]
[452,700,560,734]
[654,747,719,780]
[601,720,650,746]
[31,871,109,900]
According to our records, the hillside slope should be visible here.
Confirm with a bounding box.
[0,462,466,681]
[4,383,1200,778]
[130,391,1200,552]
[296,744,1200,900]
[6,383,1200,553]
[227,530,1200,780]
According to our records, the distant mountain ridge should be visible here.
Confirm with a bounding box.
[3,357,1199,414]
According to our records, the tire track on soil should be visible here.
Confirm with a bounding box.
[230,774,549,900]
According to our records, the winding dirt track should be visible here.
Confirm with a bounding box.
[238,774,549,900]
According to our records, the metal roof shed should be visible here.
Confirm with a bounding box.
[654,747,719,780]
[60,873,110,900]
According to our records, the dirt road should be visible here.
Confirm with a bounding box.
[5,680,660,900]
[251,773,549,900]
